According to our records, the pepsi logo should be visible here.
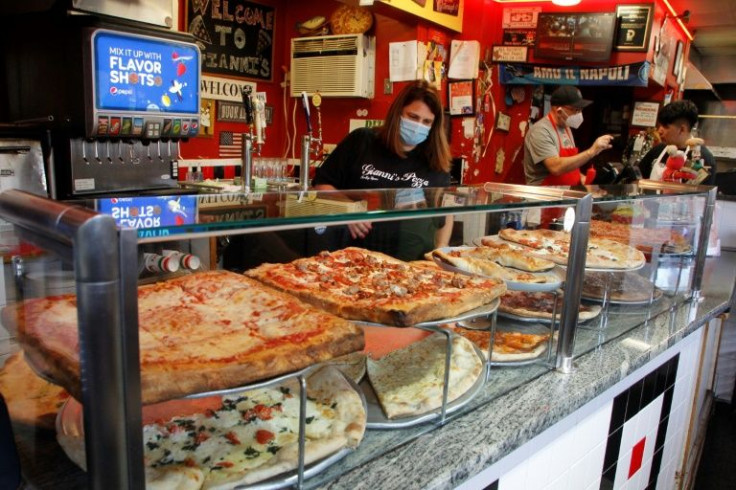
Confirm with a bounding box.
[110,87,118,95]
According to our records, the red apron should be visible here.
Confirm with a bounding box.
[541,113,581,186]
[540,113,580,227]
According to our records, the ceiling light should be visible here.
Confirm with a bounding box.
[551,0,581,6]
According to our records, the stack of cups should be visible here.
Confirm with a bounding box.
[144,253,180,273]
[163,250,201,270]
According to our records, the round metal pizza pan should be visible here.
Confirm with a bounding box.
[57,367,367,489]
[581,289,663,306]
[496,310,555,325]
[362,341,486,429]
[432,246,562,292]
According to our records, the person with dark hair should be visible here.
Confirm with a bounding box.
[637,100,716,185]
[524,85,614,185]
[312,80,453,260]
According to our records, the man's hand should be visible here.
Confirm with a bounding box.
[590,134,614,156]
[348,222,372,239]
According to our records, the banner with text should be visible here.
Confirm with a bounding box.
[499,61,650,87]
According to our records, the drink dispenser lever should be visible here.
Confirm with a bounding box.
[301,91,312,134]
[240,86,256,193]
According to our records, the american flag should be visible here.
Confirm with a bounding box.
[219,131,243,158]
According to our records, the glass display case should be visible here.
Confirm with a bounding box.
[0,180,716,489]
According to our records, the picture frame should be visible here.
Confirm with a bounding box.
[496,112,511,132]
[502,29,536,46]
[491,45,529,63]
[614,4,654,52]
[673,40,684,78]
[448,80,475,116]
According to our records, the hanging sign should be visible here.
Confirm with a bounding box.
[499,61,650,86]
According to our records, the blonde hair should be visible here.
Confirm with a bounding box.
[377,80,451,173]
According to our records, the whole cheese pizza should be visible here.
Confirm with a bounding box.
[57,366,366,488]
[0,351,70,428]
[589,219,690,255]
[5,271,364,404]
[366,332,483,419]
[497,228,646,270]
[431,247,559,286]
[499,290,601,322]
[582,271,662,304]
[246,247,507,327]
[450,326,551,362]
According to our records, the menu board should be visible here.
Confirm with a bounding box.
[535,12,616,62]
[186,0,275,81]
[93,30,201,115]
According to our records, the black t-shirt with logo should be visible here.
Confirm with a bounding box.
[313,127,451,260]
[313,127,450,190]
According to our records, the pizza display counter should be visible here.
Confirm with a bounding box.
[0,180,722,489]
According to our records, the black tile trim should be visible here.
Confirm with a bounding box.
[600,354,680,489]
[482,480,499,490]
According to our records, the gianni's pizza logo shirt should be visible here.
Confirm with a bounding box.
[313,128,450,191]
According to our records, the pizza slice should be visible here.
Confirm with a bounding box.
[497,228,646,270]
[0,351,70,429]
[432,247,559,287]
[476,241,556,272]
[366,333,483,419]
[499,290,601,321]
[450,326,551,362]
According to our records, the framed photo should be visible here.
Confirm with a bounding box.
[492,45,528,63]
[448,80,475,116]
[673,40,684,77]
[615,4,654,52]
[503,29,536,46]
[496,112,511,132]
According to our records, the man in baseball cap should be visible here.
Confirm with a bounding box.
[523,85,612,186]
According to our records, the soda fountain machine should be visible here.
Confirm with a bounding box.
[0,9,201,199]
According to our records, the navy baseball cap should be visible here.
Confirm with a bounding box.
[550,86,592,109]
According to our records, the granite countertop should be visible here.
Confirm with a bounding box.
[311,254,736,490]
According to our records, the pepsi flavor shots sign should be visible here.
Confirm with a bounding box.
[90,30,201,138]
[98,196,197,235]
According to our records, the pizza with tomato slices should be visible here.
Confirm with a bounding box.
[246,247,507,327]
[57,365,366,489]
[5,271,364,404]
[498,228,646,270]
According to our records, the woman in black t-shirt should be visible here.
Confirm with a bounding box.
[312,80,453,260]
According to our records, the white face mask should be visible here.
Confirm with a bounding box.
[566,111,584,129]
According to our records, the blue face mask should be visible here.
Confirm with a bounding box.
[399,117,431,147]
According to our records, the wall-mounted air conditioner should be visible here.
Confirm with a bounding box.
[290,34,375,98]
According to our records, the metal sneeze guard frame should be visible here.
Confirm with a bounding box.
[0,189,143,490]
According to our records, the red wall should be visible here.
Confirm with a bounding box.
[178,0,691,184]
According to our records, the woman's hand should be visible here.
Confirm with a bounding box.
[348,221,372,239]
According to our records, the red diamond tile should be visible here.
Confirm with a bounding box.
[629,437,646,479]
